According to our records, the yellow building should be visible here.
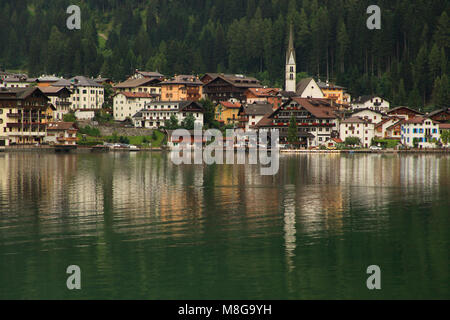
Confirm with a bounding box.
[215,101,241,125]
[318,81,350,105]
[160,75,203,102]
[0,87,50,146]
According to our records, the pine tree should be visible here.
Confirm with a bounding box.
[287,116,299,147]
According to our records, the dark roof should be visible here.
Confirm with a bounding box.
[427,108,450,117]
[0,87,49,101]
[204,74,262,88]
[114,77,161,89]
[54,76,103,88]
[136,71,164,78]
[353,95,383,104]
[296,78,314,95]
[38,86,72,95]
[242,103,273,116]
[317,81,345,90]
[161,75,203,86]
[387,106,424,115]
[290,98,336,119]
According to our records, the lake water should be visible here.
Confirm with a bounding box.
[0,152,448,299]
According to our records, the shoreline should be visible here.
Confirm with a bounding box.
[2,146,450,154]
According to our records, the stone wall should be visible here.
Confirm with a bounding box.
[78,121,156,137]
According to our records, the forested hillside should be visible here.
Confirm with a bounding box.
[0,0,449,109]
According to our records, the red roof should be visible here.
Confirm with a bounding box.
[220,101,242,109]
[246,87,280,97]
[332,138,343,143]
[439,123,450,129]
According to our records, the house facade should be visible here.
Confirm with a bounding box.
[53,76,104,110]
[255,98,339,148]
[238,103,274,132]
[0,87,50,146]
[387,106,422,120]
[401,117,441,148]
[44,122,78,146]
[160,75,203,102]
[113,77,162,95]
[215,101,241,126]
[340,117,375,148]
[318,81,349,105]
[38,86,72,121]
[350,109,385,124]
[295,78,325,99]
[133,101,204,129]
[202,74,262,103]
[352,95,390,113]
[113,92,159,121]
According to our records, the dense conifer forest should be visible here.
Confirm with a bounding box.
[0,0,448,109]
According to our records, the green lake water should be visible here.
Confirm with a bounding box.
[0,152,448,299]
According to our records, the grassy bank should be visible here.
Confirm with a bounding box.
[77,131,165,148]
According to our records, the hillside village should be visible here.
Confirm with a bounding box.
[1,27,449,150]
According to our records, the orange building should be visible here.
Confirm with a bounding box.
[317,81,350,105]
[245,87,282,110]
[160,75,203,102]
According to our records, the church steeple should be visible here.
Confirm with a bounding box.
[285,23,296,92]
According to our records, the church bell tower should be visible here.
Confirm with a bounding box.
[285,24,296,92]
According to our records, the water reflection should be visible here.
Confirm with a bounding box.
[0,152,448,299]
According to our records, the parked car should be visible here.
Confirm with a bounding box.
[370,145,383,151]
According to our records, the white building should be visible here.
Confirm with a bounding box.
[400,117,442,148]
[53,76,104,110]
[0,76,33,88]
[238,103,274,132]
[113,77,162,95]
[350,109,385,124]
[351,95,390,113]
[285,24,296,93]
[340,117,375,148]
[133,101,204,129]
[295,77,325,98]
[113,92,159,121]
[374,117,402,139]
[44,122,78,146]
[38,86,72,121]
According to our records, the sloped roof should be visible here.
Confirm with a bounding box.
[114,77,161,89]
[242,103,273,116]
[220,101,241,109]
[162,75,203,86]
[291,97,336,119]
[296,78,314,94]
[247,87,280,97]
[387,106,423,115]
[317,81,345,90]
[341,117,370,124]
[47,122,77,131]
[116,92,159,99]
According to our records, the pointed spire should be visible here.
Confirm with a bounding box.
[286,23,296,64]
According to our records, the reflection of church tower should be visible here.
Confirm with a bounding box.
[285,24,296,92]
